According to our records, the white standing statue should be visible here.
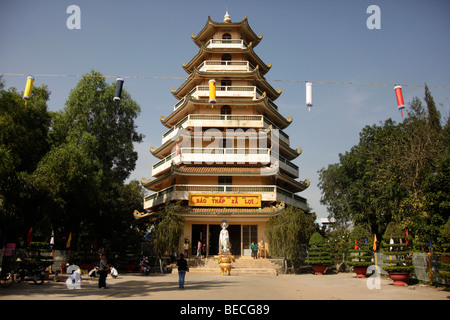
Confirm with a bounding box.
[219,220,231,253]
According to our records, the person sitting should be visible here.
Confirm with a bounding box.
[110,265,119,278]
[89,267,98,278]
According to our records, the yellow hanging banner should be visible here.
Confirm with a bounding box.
[189,193,261,207]
[23,76,34,104]
[208,79,216,104]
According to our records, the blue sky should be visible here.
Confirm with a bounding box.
[1,0,449,223]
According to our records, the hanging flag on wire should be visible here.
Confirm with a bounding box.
[306,82,313,111]
[113,77,124,106]
[23,76,34,105]
[394,85,406,117]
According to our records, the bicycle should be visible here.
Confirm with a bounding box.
[0,267,14,288]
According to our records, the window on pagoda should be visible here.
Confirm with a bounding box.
[221,79,231,86]
[221,53,232,61]
[221,105,231,115]
[218,176,232,185]
[222,33,231,43]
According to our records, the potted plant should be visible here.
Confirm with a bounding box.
[381,222,414,286]
[305,232,333,275]
[347,226,373,278]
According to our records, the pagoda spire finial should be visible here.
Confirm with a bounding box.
[223,10,231,23]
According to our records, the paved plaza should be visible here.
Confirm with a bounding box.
[1,272,448,300]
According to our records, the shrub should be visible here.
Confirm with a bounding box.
[381,222,414,273]
[305,232,332,266]
[347,226,373,268]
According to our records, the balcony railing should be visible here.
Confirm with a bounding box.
[161,114,290,147]
[151,147,299,178]
[205,39,248,49]
[161,114,266,144]
[197,60,255,72]
[152,148,272,177]
[173,87,280,112]
[143,184,307,210]
[189,85,264,100]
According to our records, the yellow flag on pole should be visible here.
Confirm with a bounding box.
[66,232,72,248]
[373,234,377,251]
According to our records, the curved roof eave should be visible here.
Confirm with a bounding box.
[171,66,279,100]
[191,16,262,48]
[182,44,271,75]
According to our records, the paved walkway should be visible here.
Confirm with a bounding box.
[1,272,448,300]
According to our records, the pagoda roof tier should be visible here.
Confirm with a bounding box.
[150,127,301,161]
[141,163,310,194]
[150,147,300,178]
[134,206,282,221]
[182,43,271,75]
[179,206,281,217]
[191,16,262,48]
[171,66,280,101]
[161,94,291,130]
[142,183,308,211]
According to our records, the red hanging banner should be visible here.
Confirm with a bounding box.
[394,85,405,117]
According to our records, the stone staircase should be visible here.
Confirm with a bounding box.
[187,256,283,275]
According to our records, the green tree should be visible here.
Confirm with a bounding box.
[52,71,143,183]
[0,82,52,243]
[152,202,185,258]
[266,206,315,271]
[318,86,447,246]
[318,119,406,235]
[33,70,144,246]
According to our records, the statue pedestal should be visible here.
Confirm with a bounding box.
[218,252,235,276]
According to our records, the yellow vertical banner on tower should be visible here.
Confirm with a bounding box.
[209,79,216,104]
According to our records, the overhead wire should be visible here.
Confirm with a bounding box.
[1,73,449,89]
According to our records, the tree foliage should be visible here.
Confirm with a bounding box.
[318,86,449,251]
[0,80,52,239]
[0,72,145,252]
[265,206,315,261]
[151,202,185,257]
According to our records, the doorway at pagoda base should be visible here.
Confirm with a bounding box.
[192,224,207,257]
[208,224,241,256]
[242,225,258,256]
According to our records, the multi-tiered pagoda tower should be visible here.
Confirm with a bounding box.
[140,13,310,256]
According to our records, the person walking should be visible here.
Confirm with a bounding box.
[196,240,202,260]
[183,239,190,258]
[177,253,189,289]
[98,253,109,289]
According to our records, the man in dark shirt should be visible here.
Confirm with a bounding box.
[177,253,188,288]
